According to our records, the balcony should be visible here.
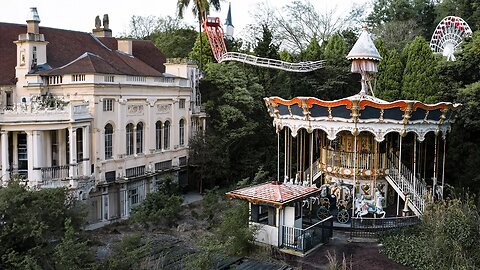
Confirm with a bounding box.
[320,148,388,177]
[0,100,91,123]
[40,165,70,181]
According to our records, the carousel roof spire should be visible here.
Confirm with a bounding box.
[347,25,382,96]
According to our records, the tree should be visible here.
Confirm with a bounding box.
[301,37,322,61]
[54,219,93,270]
[188,33,215,69]
[323,33,348,62]
[125,15,159,39]
[0,180,85,269]
[254,24,279,59]
[435,0,480,31]
[401,36,440,103]
[376,48,404,101]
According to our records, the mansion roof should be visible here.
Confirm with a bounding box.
[0,22,166,85]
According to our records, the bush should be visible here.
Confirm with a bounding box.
[131,191,182,227]
[381,197,480,270]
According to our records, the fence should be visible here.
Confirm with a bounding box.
[281,216,333,253]
[350,216,420,238]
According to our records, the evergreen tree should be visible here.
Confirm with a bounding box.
[254,24,279,59]
[376,48,404,101]
[323,34,348,63]
[401,36,440,103]
[54,219,93,270]
[301,37,322,61]
[188,33,215,68]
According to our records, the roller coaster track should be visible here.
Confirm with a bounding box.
[219,52,325,72]
[202,16,324,72]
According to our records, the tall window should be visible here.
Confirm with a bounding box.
[155,121,162,150]
[179,99,186,109]
[179,119,185,146]
[103,99,114,111]
[126,123,134,156]
[136,122,144,154]
[105,124,113,159]
[163,121,170,150]
[51,130,58,166]
[76,128,83,161]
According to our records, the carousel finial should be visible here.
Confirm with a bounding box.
[347,25,382,96]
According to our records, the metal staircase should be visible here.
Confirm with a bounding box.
[385,153,427,216]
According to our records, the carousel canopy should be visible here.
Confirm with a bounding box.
[347,27,382,62]
[226,181,320,207]
[264,94,461,142]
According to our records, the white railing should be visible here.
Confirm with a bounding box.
[321,149,387,171]
[40,165,70,181]
[1,101,90,122]
[220,52,324,73]
[386,153,427,214]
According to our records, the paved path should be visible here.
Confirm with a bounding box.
[181,192,203,206]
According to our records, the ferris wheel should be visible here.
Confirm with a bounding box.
[430,16,472,61]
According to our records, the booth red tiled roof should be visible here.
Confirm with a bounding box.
[226,182,320,206]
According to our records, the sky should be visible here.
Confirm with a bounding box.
[1,0,367,37]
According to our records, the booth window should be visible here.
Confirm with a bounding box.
[251,204,276,226]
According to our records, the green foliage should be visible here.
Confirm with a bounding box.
[101,234,152,270]
[188,32,215,69]
[54,218,93,270]
[152,28,197,58]
[301,37,322,61]
[381,198,480,269]
[131,191,182,227]
[323,34,348,62]
[0,180,85,269]
[376,48,404,101]
[202,187,221,222]
[186,201,256,269]
[254,24,280,59]
[435,0,480,31]
[401,36,440,103]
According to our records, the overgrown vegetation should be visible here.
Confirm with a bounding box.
[381,197,480,269]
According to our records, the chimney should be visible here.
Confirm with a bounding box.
[92,14,112,37]
[117,39,133,55]
[27,7,40,34]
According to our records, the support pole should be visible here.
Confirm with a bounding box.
[413,134,417,199]
[277,130,280,182]
[433,134,438,200]
[398,133,403,215]
[441,136,446,199]
[310,131,314,186]
[284,128,287,182]
[352,133,357,218]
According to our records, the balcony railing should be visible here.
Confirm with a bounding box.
[281,216,333,253]
[1,101,90,122]
[40,165,70,181]
[321,148,387,171]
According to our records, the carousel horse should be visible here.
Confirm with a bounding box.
[355,189,386,219]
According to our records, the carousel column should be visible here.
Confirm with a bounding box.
[433,134,438,200]
[277,129,280,182]
[352,131,358,218]
[284,129,287,182]
[413,134,417,200]
[441,135,447,199]
[1,131,10,185]
[397,133,403,216]
[310,130,313,186]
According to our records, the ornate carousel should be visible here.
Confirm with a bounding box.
[263,27,460,222]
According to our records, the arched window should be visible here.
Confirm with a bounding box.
[179,119,185,146]
[126,123,134,156]
[155,121,162,150]
[136,122,144,154]
[105,124,113,159]
[164,121,170,150]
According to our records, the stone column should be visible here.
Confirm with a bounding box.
[32,130,42,186]
[1,131,9,185]
[69,127,77,183]
[27,131,34,186]
[58,129,66,166]
[83,125,90,176]
[133,125,137,156]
